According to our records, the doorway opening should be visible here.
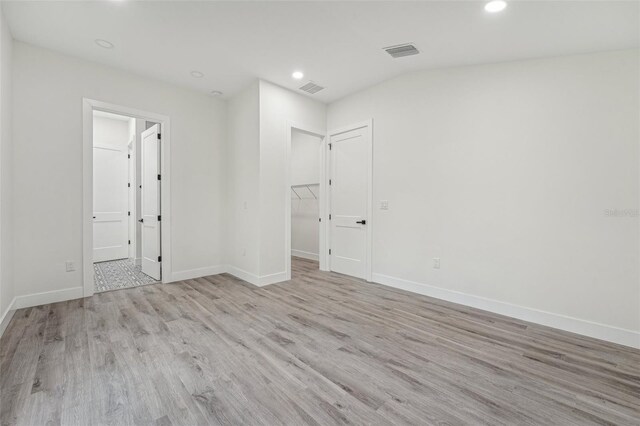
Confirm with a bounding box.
[91,111,161,292]
[83,99,172,297]
[286,124,327,280]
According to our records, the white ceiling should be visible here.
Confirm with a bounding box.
[3,1,638,103]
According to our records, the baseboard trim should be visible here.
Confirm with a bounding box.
[225,265,260,285]
[13,286,84,310]
[170,265,227,282]
[225,266,288,287]
[291,250,319,261]
[372,273,640,349]
[258,271,288,286]
[0,297,16,337]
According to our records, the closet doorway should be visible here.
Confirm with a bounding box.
[286,124,327,280]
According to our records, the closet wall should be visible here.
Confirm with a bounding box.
[291,129,321,261]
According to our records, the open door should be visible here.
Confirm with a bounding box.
[141,124,161,280]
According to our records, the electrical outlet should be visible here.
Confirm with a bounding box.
[433,258,441,269]
[65,261,76,272]
[380,200,389,210]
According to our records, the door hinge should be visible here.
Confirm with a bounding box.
[329,214,331,220]
[318,218,321,222]
[157,133,161,140]
[329,179,332,186]
[127,154,130,159]
[157,215,161,221]
[128,240,131,245]
[329,143,332,150]
[329,249,331,255]
[158,256,162,262]
[128,211,131,216]
[157,174,161,181]
[127,182,130,188]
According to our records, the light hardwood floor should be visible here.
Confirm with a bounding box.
[1,257,639,425]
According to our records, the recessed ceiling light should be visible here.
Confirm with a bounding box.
[485,0,507,13]
[211,90,223,96]
[95,39,114,49]
[292,71,304,80]
[190,70,204,78]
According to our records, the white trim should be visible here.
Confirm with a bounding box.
[226,265,260,285]
[226,265,287,287]
[291,250,319,261]
[0,297,16,337]
[372,273,640,349]
[258,271,288,286]
[13,287,84,310]
[285,122,327,281]
[83,99,172,298]
[327,119,374,282]
[170,265,227,282]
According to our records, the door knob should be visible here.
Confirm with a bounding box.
[138,219,144,223]
[356,220,366,225]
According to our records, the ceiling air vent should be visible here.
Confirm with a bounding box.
[299,82,325,94]
[384,43,419,58]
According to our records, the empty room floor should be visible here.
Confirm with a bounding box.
[1,257,638,425]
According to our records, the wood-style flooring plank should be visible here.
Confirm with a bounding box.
[1,257,639,425]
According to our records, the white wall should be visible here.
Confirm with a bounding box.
[12,42,227,301]
[258,80,326,277]
[327,49,640,346]
[291,129,321,260]
[226,81,261,277]
[0,7,14,331]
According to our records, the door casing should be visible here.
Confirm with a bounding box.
[82,98,172,297]
[326,119,373,282]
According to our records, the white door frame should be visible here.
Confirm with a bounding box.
[285,122,327,280]
[326,119,373,282]
[82,98,172,297]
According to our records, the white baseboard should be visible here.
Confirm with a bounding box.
[225,265,260,285]
[13,286,84,310]
[291,250,319,261]
[372,273,640,349]
[0,297,16,337]
[225,265,288,287]
[170,265,227,282]
[258,271,288,286]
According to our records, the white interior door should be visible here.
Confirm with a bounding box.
[329,124,371,280]
[93,137,129,262]
[141,124,161,280]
